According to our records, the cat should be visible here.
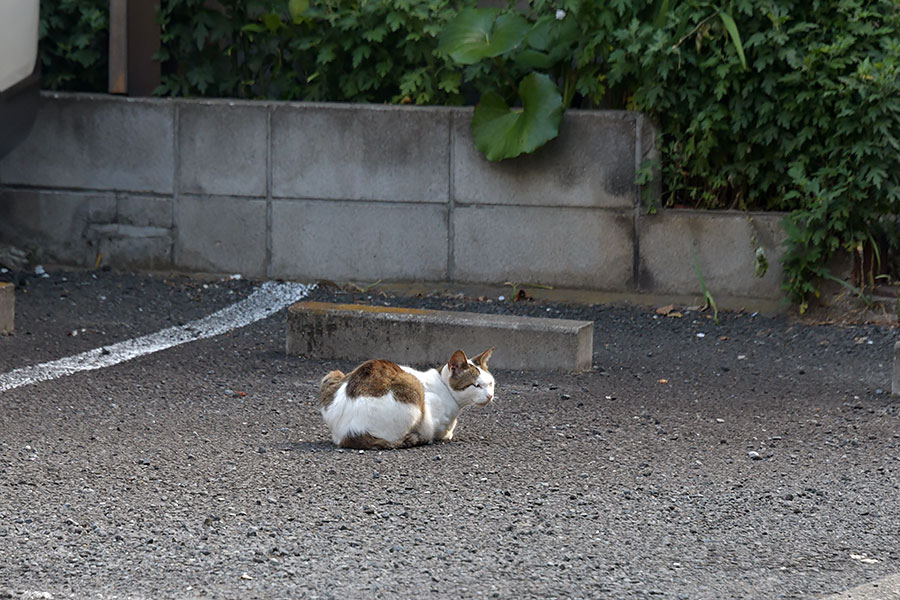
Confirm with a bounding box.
[318,348,495,449]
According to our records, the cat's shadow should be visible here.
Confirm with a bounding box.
[266,439,461,453]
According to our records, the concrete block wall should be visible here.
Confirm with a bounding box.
[0,92,786,301]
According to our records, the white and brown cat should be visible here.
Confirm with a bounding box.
[318,348,495,449]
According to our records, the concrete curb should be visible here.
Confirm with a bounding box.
[0,282,13,334]
[286,301,593,372]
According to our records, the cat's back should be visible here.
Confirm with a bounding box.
[319,359,426,448]
[345,359,423,403]
[319,359,421,407]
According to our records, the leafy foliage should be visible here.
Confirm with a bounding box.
[155,0,468,104]
[604,0,900,310]
[39,0,109,92]
[437,1,747,161]
[35,0,900,309]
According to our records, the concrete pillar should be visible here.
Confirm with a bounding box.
[0,282,13,334]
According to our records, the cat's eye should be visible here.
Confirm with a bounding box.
[472,383,481,388]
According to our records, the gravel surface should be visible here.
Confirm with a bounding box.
[1,269,899,599]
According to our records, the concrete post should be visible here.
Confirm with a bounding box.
[0,282,13,334]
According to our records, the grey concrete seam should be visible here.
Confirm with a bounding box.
[113,190,121,224]
[0,185,172,200]
[633,112,642,208]
[632,114,643,292]
[265,106,274,278]
[447,110,456,282]
[171,102,181,267]
[271,197,453,207]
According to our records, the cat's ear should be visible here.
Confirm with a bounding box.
[471,347,494,369]
[448,350,469,375]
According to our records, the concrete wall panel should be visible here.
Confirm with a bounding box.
[638,211,786,299]
[178,100,268,197]
[271,103,451,203]
[0,189,115,266]
[452,205,634,290]
[270,199,448,281]
[452,109,637,209]
[116,194,173,229]
[174,195,267,277]
[0,93,174,193]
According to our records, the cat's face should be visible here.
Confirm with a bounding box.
[445,348,496,407]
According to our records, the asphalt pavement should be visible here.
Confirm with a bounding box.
[1,269,899,600]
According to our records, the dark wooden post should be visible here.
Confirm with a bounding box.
[108,0,128,93]
[108,0,161,96]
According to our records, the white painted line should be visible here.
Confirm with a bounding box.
[0,280,313,394]
[820,573,900,599]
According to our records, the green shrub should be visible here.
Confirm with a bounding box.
[604,0,900,310]
[39,0,109,92]
[156,0,470,104]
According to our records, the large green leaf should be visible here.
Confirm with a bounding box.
[521,15,578,68]
[514,48,554,70]
[438,8,529,65]
[524,17,553,51]
[471,72,564,161]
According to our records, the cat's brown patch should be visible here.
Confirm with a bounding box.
[447,350,479,391]
[340,432,394,450]
[345,359,424,407]
[340,430,426,450]
[447,349,492,391]
[449,366,480,391]
[318,370,345,407]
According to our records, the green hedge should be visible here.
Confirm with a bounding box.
[597,0,900,309]
[36,0,900,310]
[154,0,472,104]
[39,0,108,92]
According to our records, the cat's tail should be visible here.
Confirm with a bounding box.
[318,370,345,407]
